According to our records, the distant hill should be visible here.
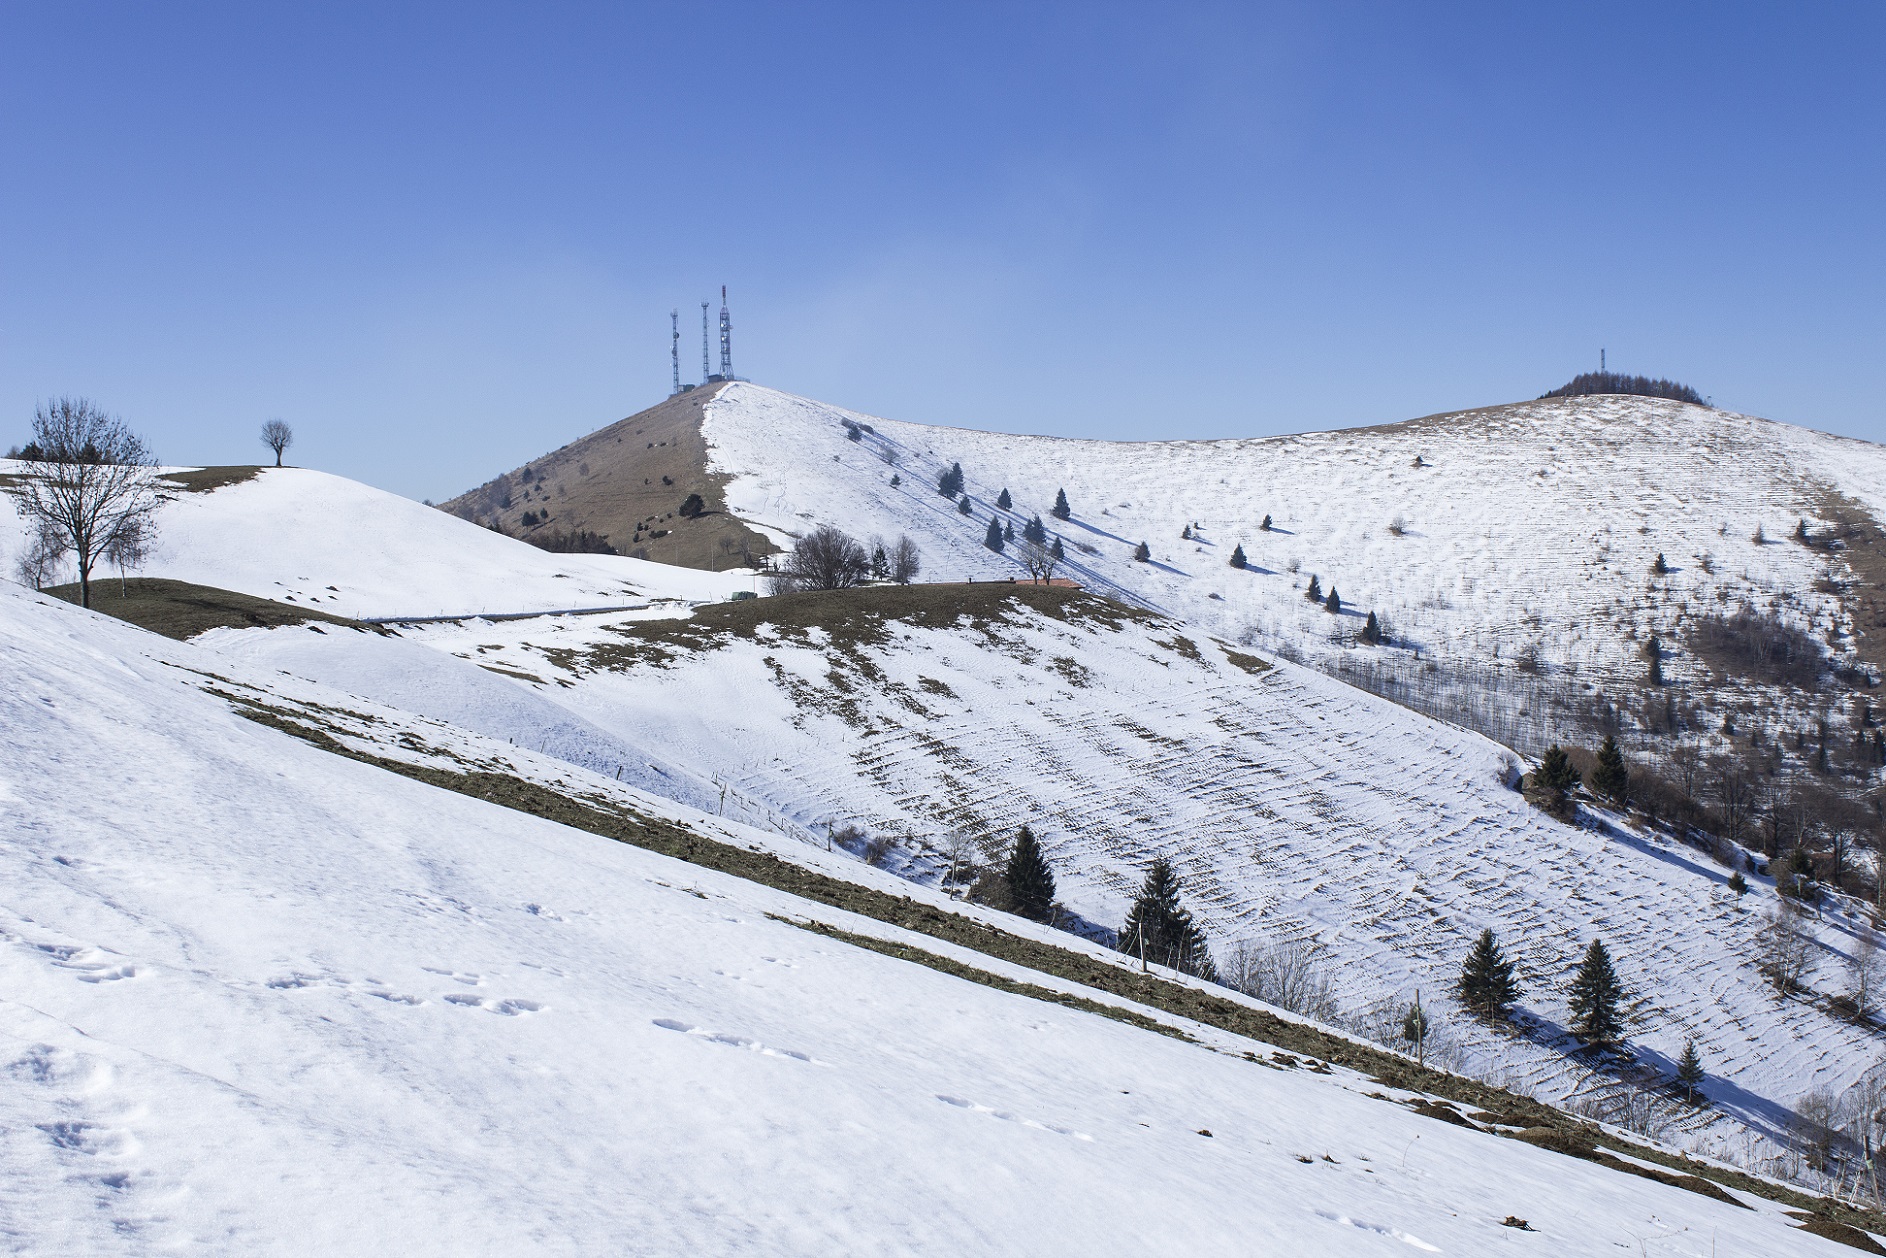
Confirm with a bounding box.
[1540,371,1706,405]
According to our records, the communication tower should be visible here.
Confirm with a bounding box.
[718,286,734,379]
[670,310,681,395]
[702,303,711,383]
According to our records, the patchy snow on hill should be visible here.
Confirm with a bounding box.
[0,462,758,619]
[4,581,1848,1255]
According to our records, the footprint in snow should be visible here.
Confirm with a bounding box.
[651,1019,821,1064]
[1312,1211,1440,1252]
[37,944,139,984]
[935,1095,1094,1141]
[444,993,544,1015]
[422,967,485,987]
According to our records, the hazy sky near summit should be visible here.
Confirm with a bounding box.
[2,2,1881,500]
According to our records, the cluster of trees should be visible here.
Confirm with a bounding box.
[1539,373,1707,406]
[961,830,1215,979]
[1457,928,1634,1053]
[771,525,920,591]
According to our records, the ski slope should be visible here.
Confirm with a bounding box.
[207,582,1886,1185]
[3,583,1854,1255]
[0,462,758,619]
[700,383,1886,690]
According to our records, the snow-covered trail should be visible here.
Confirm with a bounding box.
[0,583,1848,1255]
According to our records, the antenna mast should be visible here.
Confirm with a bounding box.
[670,310,681,395]
[701,302,711,383]
[718,285,733,379]
[1601,347,1606,373]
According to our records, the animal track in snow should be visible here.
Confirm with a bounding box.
[422,966,485,987]
[934,1095,1094,1141]
[651,1019,822,1064]
[43,945,140,983]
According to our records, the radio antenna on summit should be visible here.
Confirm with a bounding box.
[670,310,681,395]
[718,285,733,379]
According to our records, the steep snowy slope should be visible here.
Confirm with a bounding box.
[5,584,1855,1255]
[698,383,1886,702]
[207,582,1886,1185]
[0,462,758,618]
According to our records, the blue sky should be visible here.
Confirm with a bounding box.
[2,2,1880,500]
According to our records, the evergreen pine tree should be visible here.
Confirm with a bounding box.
[1052,488,1071,520]
[996,488,1012,510]
[1591,735,1628,806]
[1023,514,1047,544]
[1568,939,1625,1045]
[890,473,901,488]
[1526,745,1581,820]
[1363,610,1381,643]
[1652,552,1669,575]
[1675,1039,1704,1101]
[1727,870,1748,895]
[938,462,964,498]
[1182,524,1193,540]
[871,545,890,581]
[1325,588,1341,615]
[1003,520,1014,542]
[1456,928,1519,1022]
[958,494,973,516]
[1134,540,1151,562]
[984,519,1005,552]
[1229,543,1246,569]
[1117,859,1216,979]
[1304,575,1322,602]
[1401,996,1430,1066]
[1260,514,1272,531]
[1050,537,1064,560]
[1005,825,1056,922]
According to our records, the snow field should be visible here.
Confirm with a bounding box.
[208,582,1886,1185]
[2,582,1850,1255]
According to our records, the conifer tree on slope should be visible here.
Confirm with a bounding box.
[1023,514,1047,545]
[984,518,1005,552]
[1118,859,1216,980]
[1456,927,1519,1022]
[1229,542,1246,569]
[1526,745,1581,820]
[1568,938,1626,1046]
[1362,610,1381,643]
[1050,537,1064,560]
[1325,587,1341,615]
[1675,1039,1704,1101]
[1304,574,1322,602]
[1134,540,1151,562]
[958,494,973,516]
[996,488,1012,510]
[1005,825,1056,922]
[938,462,964,498]
[1591,735,1629,806]
[1052,488,1071,520]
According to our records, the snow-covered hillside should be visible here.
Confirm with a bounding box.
[700,383,1886,701]
[0,462,758,618]
[7,582,1855,1255]
[205,582,1886,1187]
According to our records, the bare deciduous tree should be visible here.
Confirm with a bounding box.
[260,419,293,467]
[1755,898,1819,995]
[769,525,870,593]
[1221,936,1341,1022]
[1016,534,1061,584]
[12,519,67,590]
[8,399,161,608]
[1851,931,1883,1018]
[889,535,921,584]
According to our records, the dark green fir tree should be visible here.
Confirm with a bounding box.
[1591,735,1629,806]
[1118,859,1216,980]
[1229,543,1247,569]
[996,488,1012,510]
[1675,1039,1704,1101]
[1568,938,1626,1046]
[1052,488,1071,520]
[984,519,1005,552]
[1134,540,1151,562]
[1005,825,1056,922]
[1456,928,1520,1022]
